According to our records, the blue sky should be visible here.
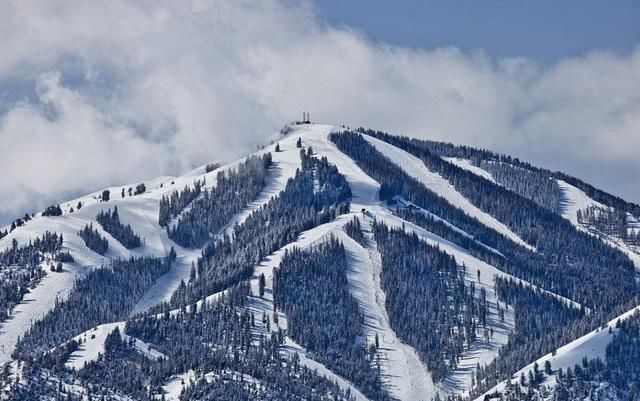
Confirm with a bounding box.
[315,0,640,63]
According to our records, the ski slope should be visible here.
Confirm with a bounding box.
[475,305,640,401]
[64,322,165,370]
[0,129,304,361]
[0,261,85,364]
[2,123,637,401]
[163,124,582,401]
[362,135,534,251]
[268,127,545,399]
[337,223,437,401]
[558,179,640,270]
[152,125,381,400]
[557,179,604,226]
[444,157,497,183]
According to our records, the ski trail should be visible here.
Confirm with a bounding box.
[362,135,534,251]
[159,214,372,401]
[0,263,87,364]
[444,158,497,184]
[337,223,437,401]
[558,179,640,271]
[475,304,640,401]
[131,145,301,316]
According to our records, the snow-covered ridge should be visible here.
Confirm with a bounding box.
[0,125,304,364]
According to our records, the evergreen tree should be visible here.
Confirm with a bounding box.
[96,207,141,249]
[258,273,266,298]
[78,223,109,255]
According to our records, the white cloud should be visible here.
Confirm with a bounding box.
[1,0,639,224]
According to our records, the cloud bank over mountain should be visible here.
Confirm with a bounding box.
[1,0,639,223]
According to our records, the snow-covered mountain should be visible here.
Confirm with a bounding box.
[1,123,639,401]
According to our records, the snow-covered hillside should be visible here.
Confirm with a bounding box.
[2,123,639,401]
[475,304,640,401]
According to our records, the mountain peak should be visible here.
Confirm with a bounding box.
[2,125,639,401]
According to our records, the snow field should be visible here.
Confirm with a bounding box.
[64,322,165,371]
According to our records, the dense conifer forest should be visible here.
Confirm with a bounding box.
[96,206,141,249]
[474,160,562,213]
[166,148,351,308]
[373,222,483,382]
[78,223,109,255]
[166,154,272,248]
[274,237,388,400]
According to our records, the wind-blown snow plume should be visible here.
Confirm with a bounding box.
[1,0,640,224]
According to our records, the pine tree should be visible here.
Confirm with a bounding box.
[259,273,266,298]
